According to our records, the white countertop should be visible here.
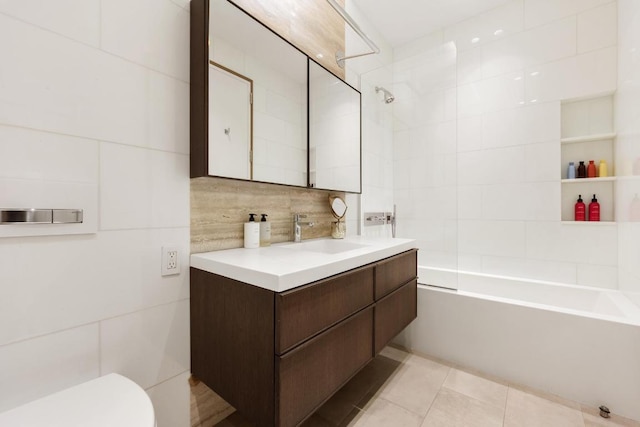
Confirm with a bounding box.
[190,236,416,292]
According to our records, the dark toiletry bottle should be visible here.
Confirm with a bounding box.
[587,160,597,178]
[589,194,600,222]
[577,161,586,178]
[575,195,586,221]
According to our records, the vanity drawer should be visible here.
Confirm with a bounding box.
[375,249,417,299]
[275,265,374,354]
[374,279,417,354]
[276,306,374,427]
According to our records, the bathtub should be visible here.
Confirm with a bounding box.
[396,268,640,421]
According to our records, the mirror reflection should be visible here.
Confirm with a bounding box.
[309,60,361,193]
[209,0,308,186]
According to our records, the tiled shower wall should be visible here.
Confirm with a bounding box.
[395,0,620,289]
[616,0,640,303]
[0,0,192,425]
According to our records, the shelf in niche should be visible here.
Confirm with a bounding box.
[561,221,616,226]
[561,133,616,144]
[561,177,617,184]
[616,176,640,182]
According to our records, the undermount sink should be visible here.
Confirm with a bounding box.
[281,239,369,254]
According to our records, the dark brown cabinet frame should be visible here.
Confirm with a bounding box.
[190,249,417,426]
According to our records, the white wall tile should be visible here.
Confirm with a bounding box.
[576,264,618,289]
[458,219,527,257]
[146,372,191,427]
[100,143,189,230]
[524,0,575,29]
[0,228,189,346]
[148,72,190,154]
[526,47,617,103]
[100,0,190,81]
[0,125,98,182]
[457,116,483,152]
[526,221,618,265]
[458,146,525,185]
[0,324,99,412]
[481,255,577,283]
[100,300,190,389]
[521,17,577,68]
[0,0,100,46]
[577,2,618,54]
[457,48,483,85]
[481,34,524,78]
[525,141,561,182]
[457,186,484,219]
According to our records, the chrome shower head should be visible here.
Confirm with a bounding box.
[375,86,395,104]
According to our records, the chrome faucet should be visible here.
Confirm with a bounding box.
[293,213,314,242]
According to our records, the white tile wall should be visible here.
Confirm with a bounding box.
[0,324,100,412]
[0,0,100,47]
[0,1,190,425]
[393,0,620,289]
[616,0,640,298]
[100,0,190,82]
[100,300,190,389]
[146,372,192,427]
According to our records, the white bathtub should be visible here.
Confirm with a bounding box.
[397,268,640,421]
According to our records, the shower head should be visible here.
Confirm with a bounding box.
[375,86,395,104]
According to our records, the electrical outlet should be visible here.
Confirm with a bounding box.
[161,246,180,276]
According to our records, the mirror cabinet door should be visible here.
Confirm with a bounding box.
[207,0,308,187]
[309,60,362,193]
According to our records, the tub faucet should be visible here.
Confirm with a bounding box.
[293,213,314,242]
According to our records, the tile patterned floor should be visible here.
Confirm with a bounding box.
[214,346,640,427]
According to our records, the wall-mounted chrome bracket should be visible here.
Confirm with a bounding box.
[0,209,83,225]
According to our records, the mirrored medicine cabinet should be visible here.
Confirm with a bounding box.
[190,0,362,193]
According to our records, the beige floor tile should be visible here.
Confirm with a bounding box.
[442,368,508,410]
[370,356,450,417]
[352,397,425,427]
[379,346,412,363]
[504,387,585,427]
[582,406,640,427]
[421,388,504,427]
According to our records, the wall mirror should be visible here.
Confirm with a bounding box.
[191,0,308,187]
[309,60,361,193]
[191,0,362,193]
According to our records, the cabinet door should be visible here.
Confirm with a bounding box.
[276,307,374,427]
[374,279,417,354]
[275,265,374,354]
[375,249,417,299]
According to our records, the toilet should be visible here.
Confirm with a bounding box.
[0,374,156,426]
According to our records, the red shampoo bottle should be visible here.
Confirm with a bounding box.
[589,194,600,221]
[575,195,586,221]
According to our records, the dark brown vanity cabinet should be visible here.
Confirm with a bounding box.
[190,249,417,426]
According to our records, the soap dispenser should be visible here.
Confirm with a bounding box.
[575,195,586,221]
[244,213,259,248]
[259,214,271,247]
[589,194,600,222]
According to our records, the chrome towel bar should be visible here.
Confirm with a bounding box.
[0,209,83,224]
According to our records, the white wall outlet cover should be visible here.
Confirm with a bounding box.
[161,246,180,276]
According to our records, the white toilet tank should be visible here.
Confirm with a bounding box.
[0,374,156,427]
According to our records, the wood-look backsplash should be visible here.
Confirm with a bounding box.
[231,0,346,79]
[191,177,345,253]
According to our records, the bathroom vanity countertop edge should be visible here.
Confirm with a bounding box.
[190,237,416,292]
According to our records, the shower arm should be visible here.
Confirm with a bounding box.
[325,0,380,68]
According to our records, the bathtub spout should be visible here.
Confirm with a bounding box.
[599,406,611,418]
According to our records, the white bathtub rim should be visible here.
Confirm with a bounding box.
[417,283,640,327]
